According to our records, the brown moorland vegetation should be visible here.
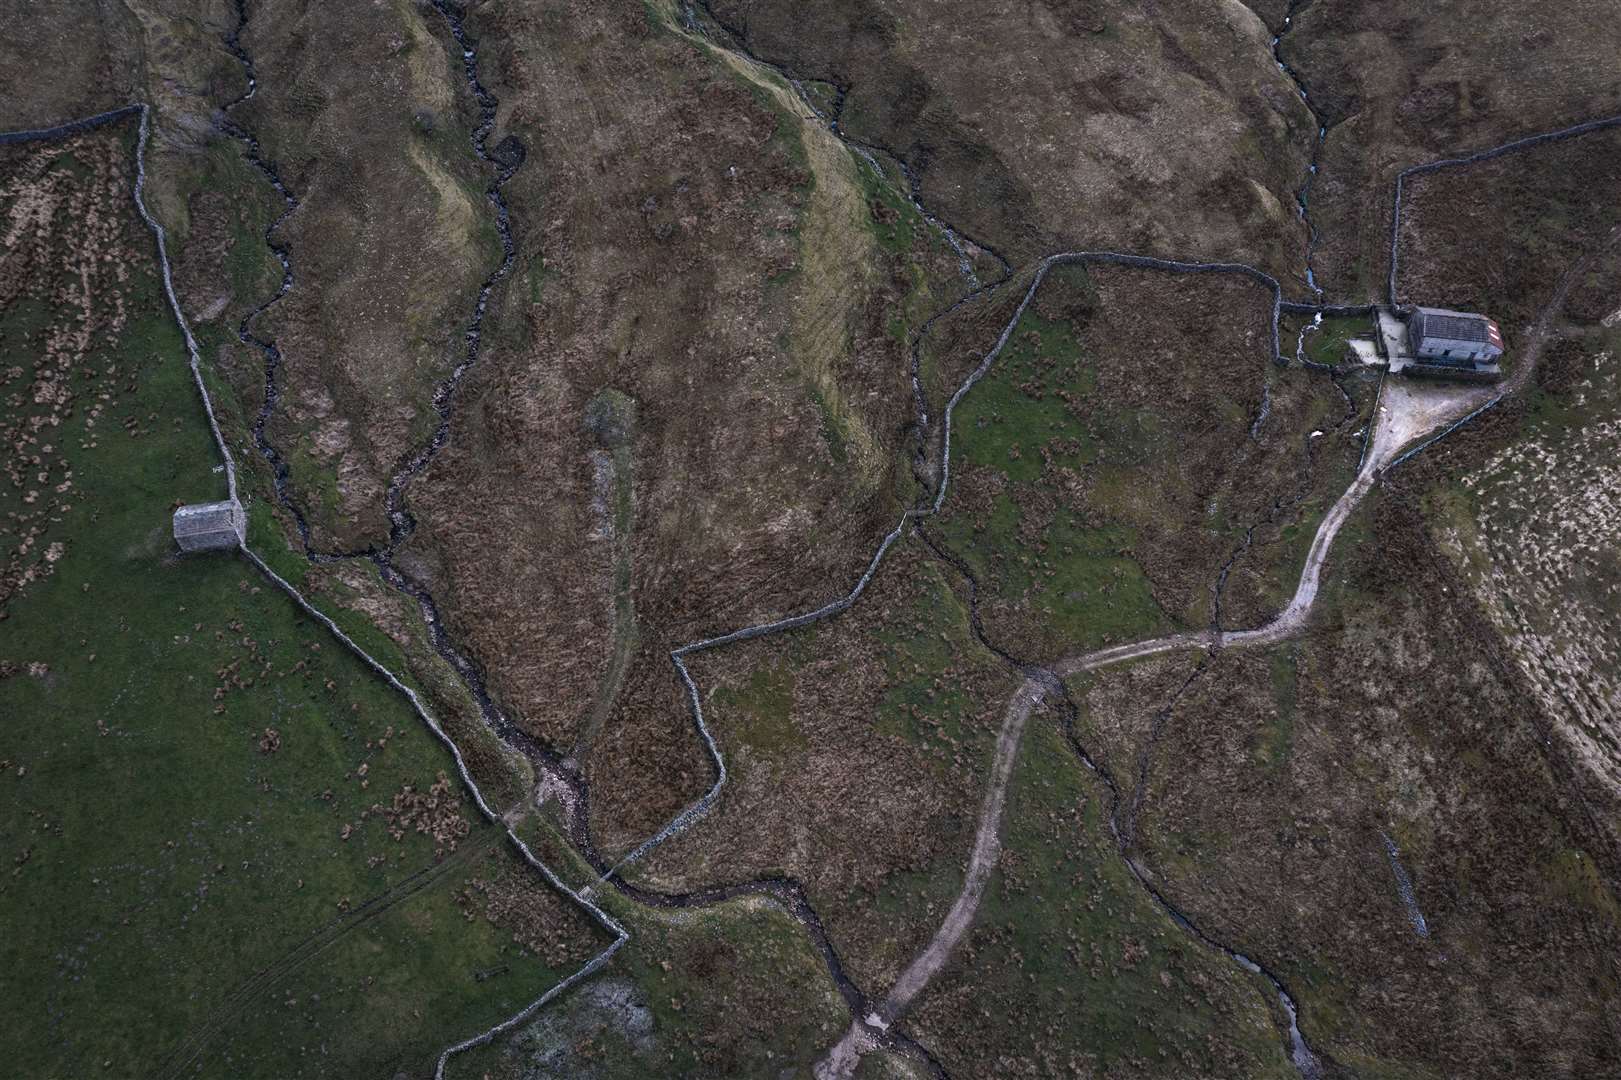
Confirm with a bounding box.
[1284,0,1621,297]
[401,1,969,783]
[627,537,1020,994]
[1131,491,1621,1076]
[1395,127,1621,335]
[705,0,1318,286]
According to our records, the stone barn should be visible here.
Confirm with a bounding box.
[1407,307,1504,366]
[173,499,246,553]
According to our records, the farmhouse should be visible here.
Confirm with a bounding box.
[1407,307,1504,366]
[173,499,246,553]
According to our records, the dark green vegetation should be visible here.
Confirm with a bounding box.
[9,1,1621,1076]
[933,269,1173,657]
[168,139,285,349]
[0,130,604,1079]
[1283,313,1368,367]
[448,889,849,1079]
[909,722,1296,1078]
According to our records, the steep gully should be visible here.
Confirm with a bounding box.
[214,2,949,1075]
[220,0,307,542]
[1271,0,1334,296]
[193,5,1621,1078]
[1211,0,1353,635]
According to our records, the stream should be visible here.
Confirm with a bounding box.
[220,0,313,546]
[911,360,1336,1079]
[1270,0,1329,295]
[210,3,1621,1075]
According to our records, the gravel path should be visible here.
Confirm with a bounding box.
[816,356,1496,1078]
[17,44,1615,1078]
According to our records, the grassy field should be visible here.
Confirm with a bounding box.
[1281,313,1370,367]
[0,129,604,1077]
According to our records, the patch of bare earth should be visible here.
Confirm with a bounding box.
[0,132,146,612]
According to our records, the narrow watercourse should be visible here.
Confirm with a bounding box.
[921,584,1333,1079]
[1052,673,1328,1080]
[220,0,313,546]
[371,8,1349,1063]
[1211,355,1369,633]
[211,4,950,1074]
[1269,0,1332,294]
[922,495,1334,1080]
[31,11,1621,1075]
[217,3,559,777]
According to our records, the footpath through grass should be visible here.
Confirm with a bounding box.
[0,130,603,1078]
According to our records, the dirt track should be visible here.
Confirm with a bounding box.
[815,219,1615,1078]
[16,14,1618,1073]
[816,346,1510,1079]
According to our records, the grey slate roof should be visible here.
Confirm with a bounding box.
[173,499,245,552]
[1412,307,1491,344]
